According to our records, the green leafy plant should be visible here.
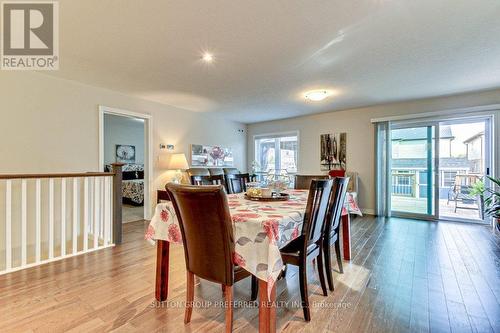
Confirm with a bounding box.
[482,176,500,221]
[470,180,485,197]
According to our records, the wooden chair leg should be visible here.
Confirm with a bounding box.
[251,276,258,301]
[324,239,334,291]
[334,238,343,274]
[224,285,233,333]
[299,264,311,321]
[185,271,195,324]
[316,252,328,296]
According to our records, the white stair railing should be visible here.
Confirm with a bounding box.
[0,165,123,275]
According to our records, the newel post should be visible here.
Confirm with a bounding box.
[111,163,124,244]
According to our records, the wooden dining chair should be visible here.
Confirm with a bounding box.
[165,183,256,332]
[226,173,256,194]
[322,177,349,291]
[294,175,329,190]
[278,179,333,321]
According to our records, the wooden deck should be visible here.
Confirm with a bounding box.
[1,216,499,332]
[392,196,482,221]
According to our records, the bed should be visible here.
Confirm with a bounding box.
[106,164,144,206]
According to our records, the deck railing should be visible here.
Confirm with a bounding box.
[391,172,416,197]
[0,164,123,275]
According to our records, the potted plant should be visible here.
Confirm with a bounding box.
[477,176,500,232]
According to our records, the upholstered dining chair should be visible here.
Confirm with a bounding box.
[252,179,333,321]
[226,173,256,194]
[294,174,329,190]
[165,183,256,332]
[322,177,349,291]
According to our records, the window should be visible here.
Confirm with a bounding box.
[443,171,457,187]
[254,133,298,175]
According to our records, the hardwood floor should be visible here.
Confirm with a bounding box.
[1,216,499,332]
[122,205,144,223]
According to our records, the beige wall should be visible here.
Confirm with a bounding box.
[0,71,247,214]
[103,114,145,165]
[247,89,500,214]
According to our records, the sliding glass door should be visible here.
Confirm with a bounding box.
[385,116,492,223]
[390,124,438,219]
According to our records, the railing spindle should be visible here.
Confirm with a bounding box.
[49,179,54,259]
[61,178,66,256]
[104,177,110,246]
[100,178,104,240]
[35,179,41,262]
[5,180,12,270]
[21,179,27,266]
[93,177,100,249]
[83,177,89,251]
[72,178,79,254]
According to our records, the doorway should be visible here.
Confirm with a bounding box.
[389,117,491,223]
[99,106,153,222]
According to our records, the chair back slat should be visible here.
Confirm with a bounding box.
[325,177,350,238]
[302,179,333,245]
[226,173,255,194]
[165,183,235,285]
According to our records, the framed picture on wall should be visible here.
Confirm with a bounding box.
[190,144,234,167]
[320,133,346,170]
[116,144,136,163]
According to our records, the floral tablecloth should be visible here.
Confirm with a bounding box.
[145,190,361,296]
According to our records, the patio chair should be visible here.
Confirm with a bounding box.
[447,174,482,213]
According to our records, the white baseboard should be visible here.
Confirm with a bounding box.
[361,208,376,215]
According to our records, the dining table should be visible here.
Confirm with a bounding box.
[145,189,362,333]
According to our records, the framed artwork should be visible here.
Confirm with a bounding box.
[190,144,234,167]
[116,144,136,163]
[320,133,346,170]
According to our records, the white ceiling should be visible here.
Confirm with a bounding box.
[48,0,500,123]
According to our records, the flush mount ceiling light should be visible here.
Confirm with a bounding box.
[304,89,334,102]
[202,52,214,63]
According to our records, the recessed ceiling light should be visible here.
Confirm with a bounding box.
[202,52,214,63]
[304,89,333,102]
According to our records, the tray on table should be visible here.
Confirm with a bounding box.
[244,192,289,201]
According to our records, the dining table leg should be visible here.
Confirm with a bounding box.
[155,240,170,301]
[258,279,276,333]
[341,214,351,260]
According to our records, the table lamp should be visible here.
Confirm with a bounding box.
[167,153,189,183]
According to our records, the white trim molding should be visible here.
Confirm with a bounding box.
[98,105,154,220]
[371,104,500,123]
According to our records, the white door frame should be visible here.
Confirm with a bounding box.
[98,105,153,220]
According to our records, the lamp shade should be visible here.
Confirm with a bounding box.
[167,153,189,170]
